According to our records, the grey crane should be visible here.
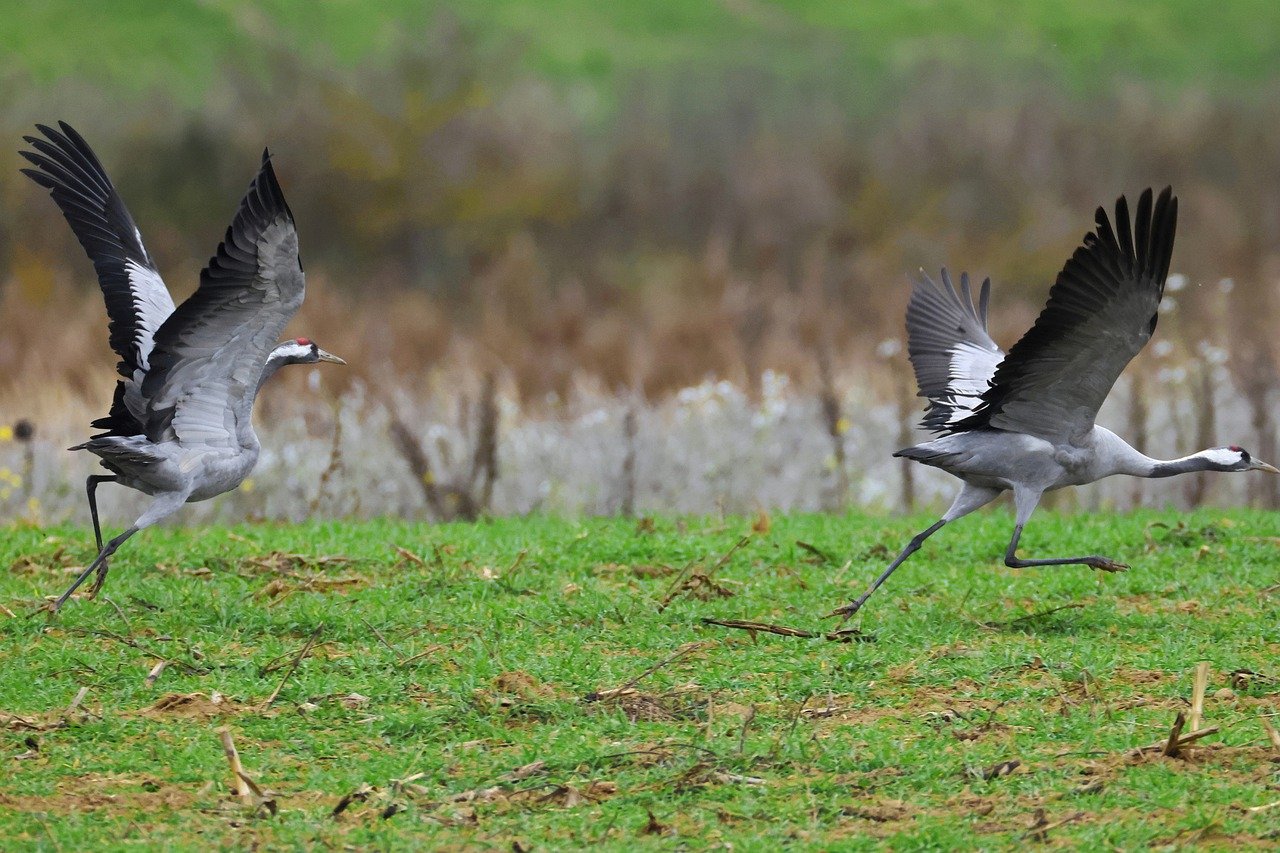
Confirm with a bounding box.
[20,122,346,610]
[833,187,1278,619]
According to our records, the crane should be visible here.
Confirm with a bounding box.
[20,122,346,610]
[833,187,1278,619]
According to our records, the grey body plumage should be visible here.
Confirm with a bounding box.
[21,122,345,609]
[834,187,1278,619]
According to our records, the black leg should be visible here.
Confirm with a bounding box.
[830,519,947,622]
[1003,524,1128,572]
[53,526,138,612]
[85,475,116,593]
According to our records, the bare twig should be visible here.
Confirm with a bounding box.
[988,603,1085,629]
[1161,712,1187,757]
[1133,711,1218,757]
[101,595,132,633]
[144,660,168,689]
[219,727,253,802]
[393,546,426,567]
[701,617,873,643]
[1189,662,1210,732]
[584,642,708,701]
[657,537,750,611]
[795,540,835,565]
[262,625,323,709]
[66,686,89,715]
[361,618,405,665]
[713,771,767,786]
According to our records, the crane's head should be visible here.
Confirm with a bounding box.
[271,337,347,367]
[1206,446,1280,473]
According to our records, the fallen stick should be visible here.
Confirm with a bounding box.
[1162,712,1187,757]
[989,603,1085,629]
[1133,712,1218,757]
[219,727,254,802]
[145,660,168,689]
[701,617,873,643]
[1189,662,1210,732]
[262,625,323,709]
[795,540,835,564]
[66,686,89,715]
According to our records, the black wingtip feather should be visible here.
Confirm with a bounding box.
[200,150,297,285]
[20,122,171,429]
[952,186,1178,435]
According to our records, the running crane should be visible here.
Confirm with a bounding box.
[833,187,1277,618]
[21,122,346,609]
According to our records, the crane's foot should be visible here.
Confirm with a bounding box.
[827,594,871,624]
[86,561,111,600]
[1087,557,1128,573]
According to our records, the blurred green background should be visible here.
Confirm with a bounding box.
[3,1,1280,404]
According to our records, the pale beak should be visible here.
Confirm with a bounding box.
[1249,459,1280,474]
[317,349,347,365]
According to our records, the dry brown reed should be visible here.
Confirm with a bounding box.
[6,29,1280,519]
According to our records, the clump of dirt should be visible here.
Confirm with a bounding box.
[493,671,558,700]
[132,692,241,718]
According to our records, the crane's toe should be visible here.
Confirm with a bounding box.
[828,598,868,622]
[1089,557,1128,573]
[86,563,111,599]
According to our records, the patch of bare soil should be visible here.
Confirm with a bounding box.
[131,692,244,719]
[0,774,196,815]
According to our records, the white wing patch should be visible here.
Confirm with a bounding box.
[124,259,176,371]
[948,340,1002,398]
[936,340,1003,426]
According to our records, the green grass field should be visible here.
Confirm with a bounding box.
[2,510,1279,848]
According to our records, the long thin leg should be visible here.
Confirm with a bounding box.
[52,489,191,612]
[830,483,1001,620]
[1003,488,1127,572]
[54,526,139,612]
[86,475,117,596]
[829,519,947,620]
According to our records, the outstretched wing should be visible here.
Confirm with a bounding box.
[141,151,304,448]
[905,269,1004,432]
[955,187,1177,444]
[20,121,176,436]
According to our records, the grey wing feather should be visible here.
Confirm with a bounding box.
[141,151,304,448]
[19,122,176,436]
[906,269,1004,432]
[955,187,1177,444]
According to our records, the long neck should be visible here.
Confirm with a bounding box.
[1094,429,1225,479]
[1139,451,1222,479]
[256,350,294,395]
